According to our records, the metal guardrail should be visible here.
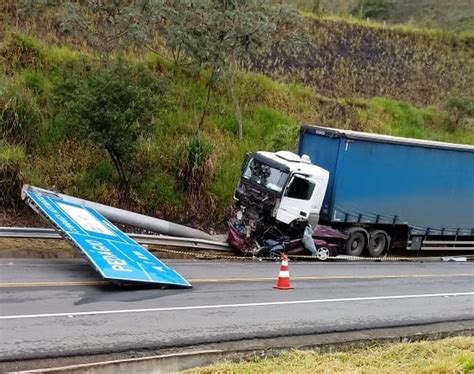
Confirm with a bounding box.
[0,227,60,239]
[0,227,231,252]
[2,227,473,262]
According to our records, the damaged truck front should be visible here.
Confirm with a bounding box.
[228,150,346,258]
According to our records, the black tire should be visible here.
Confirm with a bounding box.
[345,231,367,256]
[368,230,389,257]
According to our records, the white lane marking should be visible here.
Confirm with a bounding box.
[0,292,473,321]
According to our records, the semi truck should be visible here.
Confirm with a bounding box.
[228,125,474,258]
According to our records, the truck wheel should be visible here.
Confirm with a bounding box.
[368,230,389,257]
[345,230,367,256]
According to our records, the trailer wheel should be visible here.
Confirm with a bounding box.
[369,230,389,257]
[345,230,367,256]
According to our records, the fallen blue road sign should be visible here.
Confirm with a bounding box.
[25,190,191,288]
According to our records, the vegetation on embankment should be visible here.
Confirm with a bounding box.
[283,0,474,32]
[0,32,315,223]
[1,3,473,226]
[255,15,474,108]
[183,336,474,373]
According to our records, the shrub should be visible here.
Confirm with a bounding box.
[444,95,474,131]
[0,82,42,150]
[1,33,44,72]
[0,143,26,210]
[22,69,47,94]
[56,60,164,192]
[359,97,428,137]
[138,175,185,218]
[352,0,397,20]
[178,137,215,217]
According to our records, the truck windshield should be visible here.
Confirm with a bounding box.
[242,157,289,193]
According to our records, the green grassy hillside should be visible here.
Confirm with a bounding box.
[1,5,473,226]
[283,0,474,31]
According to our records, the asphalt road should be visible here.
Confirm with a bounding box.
[0,258,473,363]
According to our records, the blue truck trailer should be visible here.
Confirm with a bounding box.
[229,125,473,257]
[298,125,474,254]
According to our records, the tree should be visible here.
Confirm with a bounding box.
[20,0,151,65]
[57,61,163,192]
[21,1,308,139]
[352,0,397,20]
[150,0,308,139]
[445,95,474,131]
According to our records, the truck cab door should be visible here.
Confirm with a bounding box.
[276,174,320,225]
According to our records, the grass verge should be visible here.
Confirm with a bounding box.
[183,336,474,373]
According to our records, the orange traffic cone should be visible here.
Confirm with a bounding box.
[273,255,293,290]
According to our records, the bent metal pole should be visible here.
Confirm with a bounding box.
[21,185,215,241]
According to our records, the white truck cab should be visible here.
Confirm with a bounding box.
[238,150,329,227]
